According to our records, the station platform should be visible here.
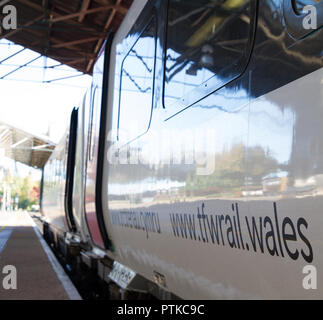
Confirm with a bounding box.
[0,211,81,300]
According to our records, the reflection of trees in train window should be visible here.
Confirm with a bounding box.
[164,0,251,108]
[293,0,322,13]
[118,17,156,142]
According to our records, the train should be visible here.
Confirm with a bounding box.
[39,0,323,299]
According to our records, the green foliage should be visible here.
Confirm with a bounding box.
[17,174,39,209]
[0,169,39,210]
[19,198,30,210]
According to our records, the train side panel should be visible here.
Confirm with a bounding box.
[101,0,323,299]
[72,93,93,244]
[42,130,69,234]
[84,47,106,249]
[40,0,323,300]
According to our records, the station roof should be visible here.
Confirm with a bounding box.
[1,0,133,74]
[0,122,56,169]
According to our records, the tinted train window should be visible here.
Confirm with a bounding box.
[118,17,156,142]
[88,86,97,161]
[164,0,252,109]
[285,0,323,39]
[293,0,322,13]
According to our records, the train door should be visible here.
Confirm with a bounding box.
[83,36,113,250]
[102,0,260,299]
[64,107,78,232]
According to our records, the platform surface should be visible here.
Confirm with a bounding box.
[0,210,81,300]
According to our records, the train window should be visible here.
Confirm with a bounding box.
[118,16,156,142]
[164,0,252,110]
[285,0,323,39]
[293,0,323,13]
[88,86,97,161]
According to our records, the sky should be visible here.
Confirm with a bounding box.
[0,39,92,178]
[0,39,92,143]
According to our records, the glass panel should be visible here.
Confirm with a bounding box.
[293,0,323,13]
[88,86,97,161]
[164,0,251,108]
[118,17,156,142]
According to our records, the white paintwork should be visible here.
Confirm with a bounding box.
[41,0,323,300]
[99,0,323,299]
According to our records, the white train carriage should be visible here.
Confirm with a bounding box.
[41,0,323,299]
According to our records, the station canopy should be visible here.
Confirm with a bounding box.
[0,122,56,169]
[1,0,133,74]
[0,0,134,169]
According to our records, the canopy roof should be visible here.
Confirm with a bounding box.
[0,122,56,169]
[1,0,133,74]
